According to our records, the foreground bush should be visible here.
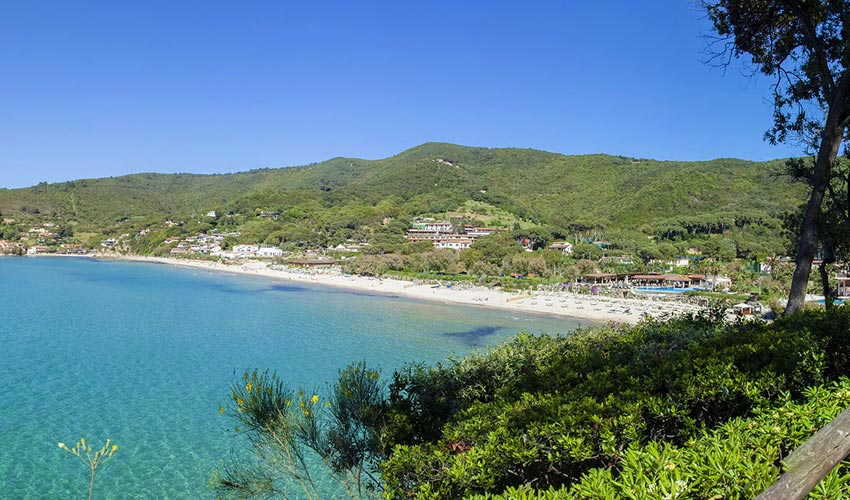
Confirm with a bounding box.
[469,379,850,499]
[380,308,850,498]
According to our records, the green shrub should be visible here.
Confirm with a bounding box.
[469,379,850,499]
[380,308,850,499]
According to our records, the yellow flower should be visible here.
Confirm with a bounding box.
[311,394,319,404]
[285,399,291,406]
[246,382,253,393]
[219,406,225,414]
[112,445,118,452]
[237,397,244,407]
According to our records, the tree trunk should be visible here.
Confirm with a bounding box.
[785,107,848,315]
[819,258,834,310]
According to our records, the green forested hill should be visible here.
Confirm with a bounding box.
[0,143,805,249]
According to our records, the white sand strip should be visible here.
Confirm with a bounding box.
[91,255,691,325]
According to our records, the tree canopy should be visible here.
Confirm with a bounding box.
[705,0,850,314]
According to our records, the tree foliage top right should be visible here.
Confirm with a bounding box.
[705,0,850,314]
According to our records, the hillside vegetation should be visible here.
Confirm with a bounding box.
[0,143,805,254]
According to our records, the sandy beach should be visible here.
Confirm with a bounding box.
[92,255,709,325]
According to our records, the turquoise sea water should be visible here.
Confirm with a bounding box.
[0,257,585,499]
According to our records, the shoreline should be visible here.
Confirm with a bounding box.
[80,255,708,325]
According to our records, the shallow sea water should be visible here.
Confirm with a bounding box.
[0,257,585,498]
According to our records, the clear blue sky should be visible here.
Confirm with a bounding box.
[0,1,801,188]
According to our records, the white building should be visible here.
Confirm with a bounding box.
[668,257,690,267]
[434,238,473,250]
[466,227,497,237]
[232,244,260,257]
[549,242,573,254]
[706,275,733,291]
[424,221,453,233]
[257,246,284,258]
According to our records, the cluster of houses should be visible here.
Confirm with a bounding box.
[26,243,88,255]
[404,219,575,254]
[225,244,284,259]
[0,240,26,255]
[162,232,291,260]
[0,219,90,255]
[17,222,64,246]
[405,220,501,249]
[0,240,90,256]
[166,232,240,256]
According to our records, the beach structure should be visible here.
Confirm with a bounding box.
[582,273,616,284]
[579,272,708,289]
[732,303,753,316]
[632,274,706,288]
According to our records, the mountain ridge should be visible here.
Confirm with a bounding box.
[0,142,805,256]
